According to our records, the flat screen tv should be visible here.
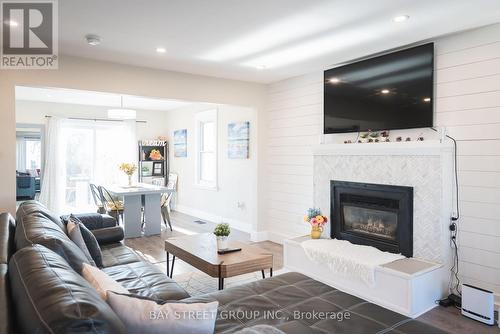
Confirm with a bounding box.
[324,43,434,134]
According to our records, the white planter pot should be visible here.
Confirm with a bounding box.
[216,236,229,250]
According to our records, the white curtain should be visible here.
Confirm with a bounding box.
[39,116,66,214]
[40,117,137,215]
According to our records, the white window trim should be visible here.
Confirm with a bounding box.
[195,108,218,190]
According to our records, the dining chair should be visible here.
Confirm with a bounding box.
[99,185,124,222]
[160,173,178,231]
[89,183,106,214]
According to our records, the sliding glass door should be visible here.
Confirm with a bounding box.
[47,119,136,213]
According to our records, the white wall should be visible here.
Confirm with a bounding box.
[261,23,500,301]
[0,55,266,214]
[15,100,169,140]
[164,104,258,233]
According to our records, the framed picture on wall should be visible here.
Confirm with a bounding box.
[152,161,164,176]
[174,129,187,157]
[228,122,250,159]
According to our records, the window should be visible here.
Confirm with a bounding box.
[16,134,42,172]
[196,109,217,189]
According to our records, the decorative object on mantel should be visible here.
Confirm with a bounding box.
[149,149,163,161]
[214,223,231,250]
[346,129,390,144]
[119,163,137,186]
[304,207,328,239]
[228,122,250,159]
[173,129,187,158]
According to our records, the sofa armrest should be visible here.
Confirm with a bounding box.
[91,226,124,245]
[61,213,117,230]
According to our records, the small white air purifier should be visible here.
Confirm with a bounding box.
[461,284,494,325]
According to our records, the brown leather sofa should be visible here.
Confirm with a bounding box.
[0,201,447,334]
[1,201,189,334]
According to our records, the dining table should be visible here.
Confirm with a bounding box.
[105,182,169,238]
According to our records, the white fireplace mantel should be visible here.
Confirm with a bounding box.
[312,140,454,156]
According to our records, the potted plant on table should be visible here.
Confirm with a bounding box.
[214,223,230,250]
[304,208,328,239]
[119,163,137,187]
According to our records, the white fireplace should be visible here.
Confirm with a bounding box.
[284,140,456,317]
[313,140,455,265]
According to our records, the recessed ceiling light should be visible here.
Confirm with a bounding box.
[156,47,167,54]
[328,77,341,84]
[256,65,267,70]
[85,34,102,46]
[423,97,431,102]
[393,15,409,23]
[381,89,390,94]
[6,20,18,27]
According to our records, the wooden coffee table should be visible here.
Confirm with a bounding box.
[164,233,273,290]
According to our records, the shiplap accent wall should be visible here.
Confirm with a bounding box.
[263,23,500,300]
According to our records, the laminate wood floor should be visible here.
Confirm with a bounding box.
[126,210,497,334]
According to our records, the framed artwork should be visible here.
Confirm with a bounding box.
[173,129,187,157]
[152,162,164,176]
[228,122,249,159]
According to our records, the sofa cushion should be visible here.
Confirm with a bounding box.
[67,216,97,266]
[107,291,218,334]
[8,244,126,334]
[15,211,90,273]
[101,243,142,267]
[182,272,448,334]
[68,215,104,267]
[81,263,128,300]
[103,261,190,301]
[16,200,66,232]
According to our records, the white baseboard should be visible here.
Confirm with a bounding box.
[250,230,269,242]
[174,204,253,233]
[266,230,304,244]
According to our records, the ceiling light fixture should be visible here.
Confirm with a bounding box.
[328,77,341,84]
[256,65,267,70]
[393,15,409,23]
[85,34,102,46]
[156,47,167,54]
[381,89,390,94]
[108,96,136,120]
[423,97,431,102]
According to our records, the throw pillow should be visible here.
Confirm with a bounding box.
[107,291,218,334]
[81,263,128,300]
[70,214,104,267]
[67,216,96,266]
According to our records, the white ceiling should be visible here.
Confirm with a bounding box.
[15,86,193,111]
[58,0,500,83]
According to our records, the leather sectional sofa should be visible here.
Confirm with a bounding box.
[0,201,446,334]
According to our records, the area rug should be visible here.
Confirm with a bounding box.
[172,268,288,296]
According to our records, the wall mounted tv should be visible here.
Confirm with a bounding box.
[324,43,434,134]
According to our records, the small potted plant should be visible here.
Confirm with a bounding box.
[214,223,230,250]
[119,163,137,186]
[304,208,328,239]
